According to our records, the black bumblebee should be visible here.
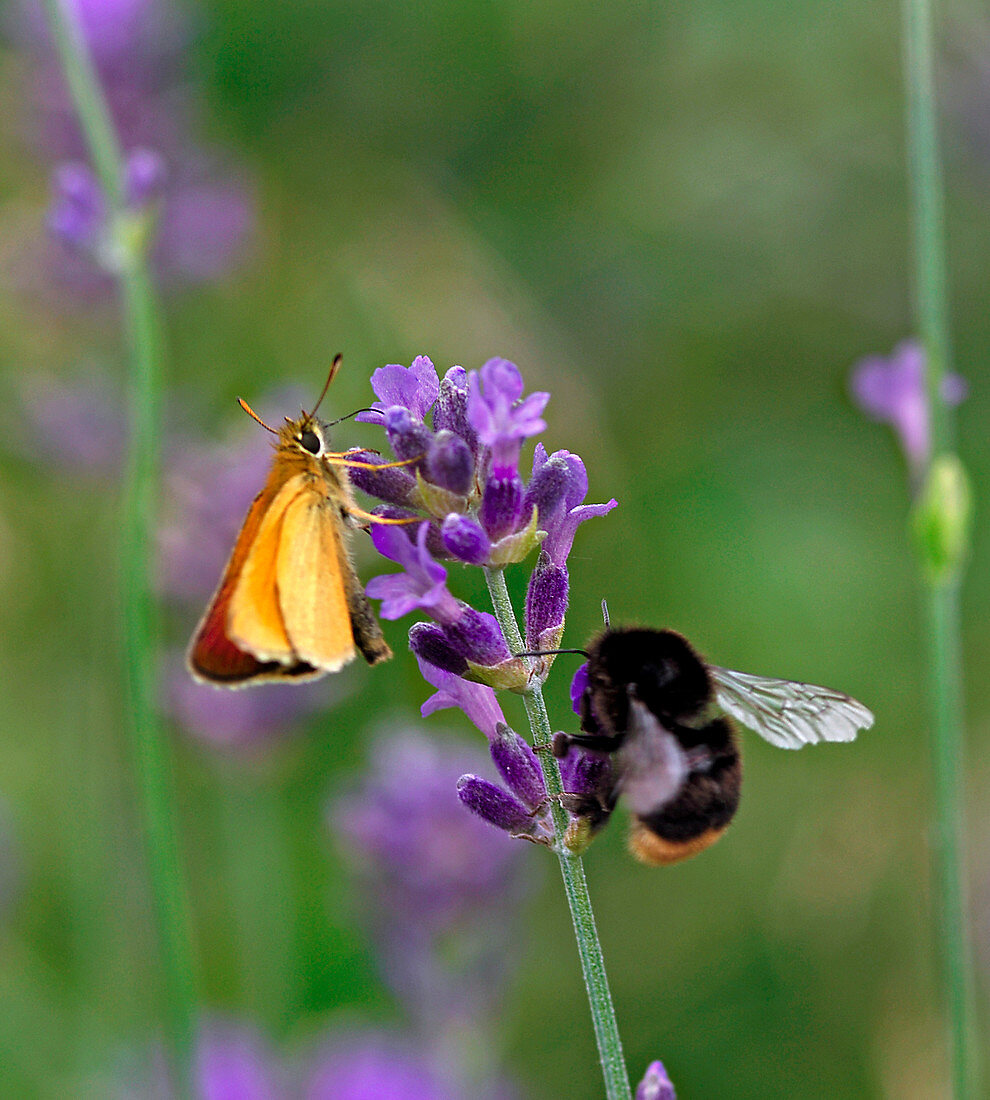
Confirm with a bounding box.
[554,625,874,865]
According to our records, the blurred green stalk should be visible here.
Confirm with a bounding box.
[485,568,633,1100]
[40,1,198,1095]
[901,0,977,1094]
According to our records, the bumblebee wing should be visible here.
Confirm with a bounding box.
[710,666,874,750]
[275,487,358,673]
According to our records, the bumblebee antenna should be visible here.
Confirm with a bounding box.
[516,647,591,660]
[306,353,343,420]
[601,598,610,628]
[238,398,278,435]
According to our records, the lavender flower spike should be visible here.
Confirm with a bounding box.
[357,355,440,425]
[367,523,462,623]
[636,1060,677,1100]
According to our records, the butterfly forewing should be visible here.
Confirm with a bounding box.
[710,667,875,750]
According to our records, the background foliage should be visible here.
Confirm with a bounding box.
[0,0,988,1096]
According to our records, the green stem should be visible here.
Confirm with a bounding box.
[484,568,632,1100]
[40,2,198,1094]
[901,0,976,1094]
[924,581,972,1098]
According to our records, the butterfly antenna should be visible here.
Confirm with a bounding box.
[307,353,343,420]
[601,598,610,628]
[238,398,278,434]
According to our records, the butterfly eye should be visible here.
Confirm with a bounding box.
[299,429,322,454]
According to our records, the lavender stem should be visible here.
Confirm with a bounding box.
[40,2,197,1094]
[901,0,976,1092]
[484,567,632,1100]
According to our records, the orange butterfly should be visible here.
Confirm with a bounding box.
[188,356,409,686]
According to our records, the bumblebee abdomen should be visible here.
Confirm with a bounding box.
[628,736,742,866]
[628,821,730,865]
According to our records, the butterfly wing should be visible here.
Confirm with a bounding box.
[274,485,359,673]
[710,666,874,750]
[188,474,322,685]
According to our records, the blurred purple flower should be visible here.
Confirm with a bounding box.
[334,730,522,928]
[162,652,341,750]
[121,1018,285,1099]
[47,161,105,253]
[151,164,255,284]
[332,729,529,1033]
[636,1060,677,1100]
[47,147,166,268]
[13,366,125,475]
[850,340,966,476]
[13,0,255,290]
[13,0,186,84]
[302,1031,449,1100]
[196,1021,284,1100]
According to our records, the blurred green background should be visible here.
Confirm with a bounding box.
[1,0,989,1096]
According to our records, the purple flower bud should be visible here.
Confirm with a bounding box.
[457,775,535,835]
[345,449,417,507]
[367,523,462,623]
[383,406,433,465]
[441,513,491,565]
[433,365,478,452]
[445,608,511,667]
[530,448,617,567]
[425,429,474,494]
[525,555,569,651]
[636,1060,677,1100]
[851,340,967,477]
[417,657,506,738]
[124,147,166,206]
[490,723,546,811]
[48,161,104,251]
[480,473,524,541]
[357,356,440,425]
[409,622,469,676]
[523,445,573,519]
